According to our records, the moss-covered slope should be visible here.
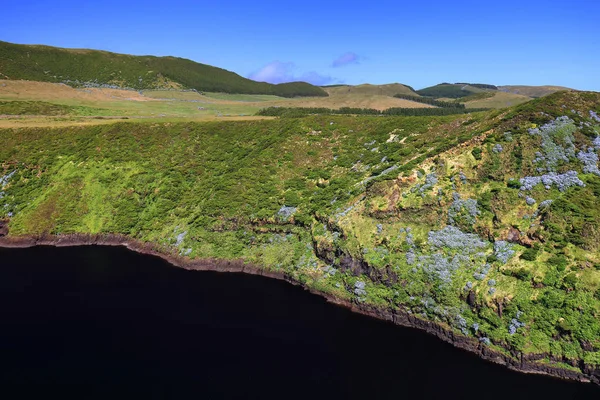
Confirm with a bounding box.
[2,91,600,379]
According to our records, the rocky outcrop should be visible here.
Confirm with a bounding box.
[0,220,8,237]
[0,231,599,386]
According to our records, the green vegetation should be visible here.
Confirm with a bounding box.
[455,92,496,103]
[324,83,418,97]
[2,90,600,379]
[256,106,488,117]
[463,91,534,110]
[455,83,498,90]
[417,83,489,98]
[392,94,467,108]
[499,85,573,98]
[0,41,328,97]
[0,100,109,116]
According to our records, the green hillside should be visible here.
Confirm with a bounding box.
[417,83,491,98]
[0,41,327,98]
[2,91,600,381]
[499,85,573,98]
[324,83,418,97]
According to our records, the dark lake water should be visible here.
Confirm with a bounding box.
[0,245,599,399]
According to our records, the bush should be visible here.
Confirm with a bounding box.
[471,147,482,160]
[540,289,565,308]
[507,179,521,189]
[520,247,538,261]
[512,268,532,281]
[547,255,568,272]
[563,273,578,289]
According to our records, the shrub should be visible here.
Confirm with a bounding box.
[427,226,486,251]
[494,241,515,263]
[540,290,565,308]
[547,255,568,271]
[519,171,585,192]
[354,281,367,296]
[520,247,538,261]
[578,149,600,176]
[507,179,521,189]
[512,268,532,281]
[447,192,480,227]
[563,273,578,289]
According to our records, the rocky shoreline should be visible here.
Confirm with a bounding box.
[1,229,599,386]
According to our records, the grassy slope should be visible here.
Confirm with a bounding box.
[0,41,327,98]
[263,94,433,111]
[463,92,533,109]
[0,80,270,121]
[0,80,430,121]
[2,92,600,375]
[499,85,573,98]
[421,83,566,109]
[324,83,418,97]
[417,83,489,98]
[0,100,105,116]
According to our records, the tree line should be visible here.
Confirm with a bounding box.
[256,106,489,117]
[393,94,465,108]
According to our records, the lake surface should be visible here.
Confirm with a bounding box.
[0,245,598,399]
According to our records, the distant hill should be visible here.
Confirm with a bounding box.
[461,91,532,109]
[324,83,418,97]
[415,83,576,109]
[498,85,573,98]
[416,83,492,98]
[267,83,427,110]
[0,41,327,98]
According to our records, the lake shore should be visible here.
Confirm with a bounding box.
[1,230,598,386]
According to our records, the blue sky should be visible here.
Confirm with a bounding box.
[1,0,599,90]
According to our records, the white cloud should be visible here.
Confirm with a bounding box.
[249,61,335,85]
[331,52,361,68]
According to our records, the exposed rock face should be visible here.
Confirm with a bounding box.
[507,227,521,243]
[466,290,477,307]
[0,220,8,237]
[0,232,599,386]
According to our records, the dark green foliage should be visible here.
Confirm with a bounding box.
[0,100,73,115]
[507,179,521,189]
[256,106,488,117]
[563,273,578,290]
[393,94,465,108]
[520,247,539,261]
[416,83,480,99]
[456,92,496,103]
[511,143,523,171]
[510,268,532,281]
[471,147,483,160]
[0,41,327,97]
[478,190,495,213]
[455,83,498,90]
[0,100,106,116]
[486,254,498,263]
[542,178,600,250]
[543,268,562,287]
[540,289,565,308]
[547,255,568,271]
[383,107,488,116]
